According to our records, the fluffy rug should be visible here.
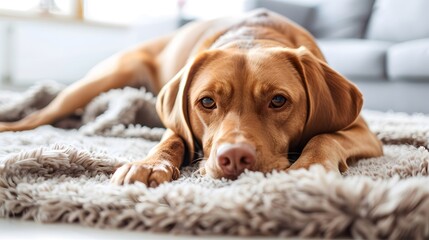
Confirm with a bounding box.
[1,83,429,239]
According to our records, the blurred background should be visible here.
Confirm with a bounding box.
[0,0,249,87]
[0,0,428,113]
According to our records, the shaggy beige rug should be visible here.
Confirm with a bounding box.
[1,83,429,239]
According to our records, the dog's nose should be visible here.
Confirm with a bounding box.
[217,143,256,179]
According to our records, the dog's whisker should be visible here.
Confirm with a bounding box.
[189,156,208,177]
[192,167,204,176]
[192,165,207,177]
[193,157,206,162]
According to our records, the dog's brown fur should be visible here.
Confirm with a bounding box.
[0,10,383,187]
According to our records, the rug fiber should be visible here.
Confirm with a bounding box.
[1,83,429,239]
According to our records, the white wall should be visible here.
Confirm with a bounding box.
[0,16,178,87]
[11,21,129,85]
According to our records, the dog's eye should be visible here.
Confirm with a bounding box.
[269,95,287,108]
[200,97,216,109]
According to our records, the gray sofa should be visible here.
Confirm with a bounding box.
[246,0,429,113]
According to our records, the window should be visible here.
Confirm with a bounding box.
[0,0,40,12]
[0,0,247,25]
[0,0,75,17]
[0,0,179,25]
[85,0,178,25]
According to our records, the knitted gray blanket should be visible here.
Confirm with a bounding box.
[0,82,428,239]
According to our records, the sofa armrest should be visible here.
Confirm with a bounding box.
[244,0,317,28]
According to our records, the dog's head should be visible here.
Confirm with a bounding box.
[157,46,362,179]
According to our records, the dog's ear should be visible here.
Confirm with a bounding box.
[156,53,210,162]
[285,47,363,144]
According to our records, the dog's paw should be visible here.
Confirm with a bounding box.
[110,160,180,187]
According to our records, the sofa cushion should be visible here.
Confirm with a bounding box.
[317,39,392,79]
[366,0,429,42]
[309,0,374,38]
[387,39,429,81]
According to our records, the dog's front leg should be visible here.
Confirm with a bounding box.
[111,129,185,187]
[288,134,348,173]
[288,117,383,173]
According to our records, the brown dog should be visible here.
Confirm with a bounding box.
[0,10,383,186]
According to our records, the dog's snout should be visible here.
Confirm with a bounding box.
[216,143,256,179]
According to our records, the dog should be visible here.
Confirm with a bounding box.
[0,9,383,187]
